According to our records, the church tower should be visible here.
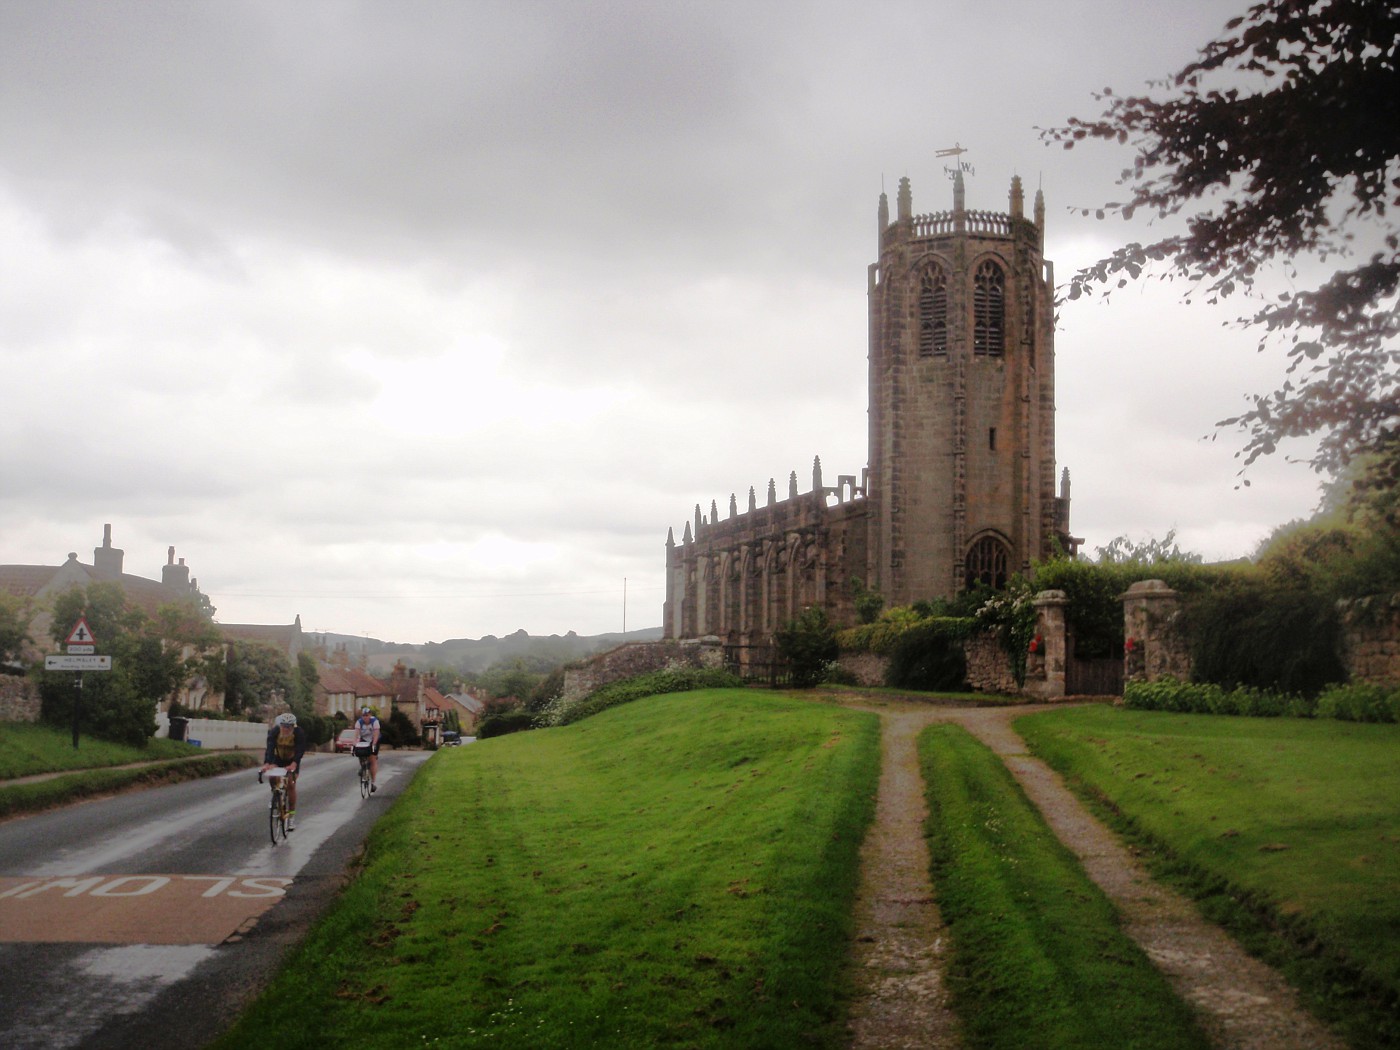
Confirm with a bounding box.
[866,172,1068,605]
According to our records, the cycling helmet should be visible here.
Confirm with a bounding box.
[275,712,298,727]
[359,706,372,715]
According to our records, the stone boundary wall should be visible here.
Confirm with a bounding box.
[562,639,726,703]
[964,632,1019,695]
[0,675,41,722]
[835,651,887,687]
[1340,594,1400,687]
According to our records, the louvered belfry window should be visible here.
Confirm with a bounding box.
[964,535,1009,591]
[973,260,1005,357]
[918,267,948,357]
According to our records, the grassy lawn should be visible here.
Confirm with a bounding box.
[0,720,200,778]
[1017,706,1400,1050]
[213,688,880,1050]
[918,722,1212,1050]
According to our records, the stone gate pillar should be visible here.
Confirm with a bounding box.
[1025,589,1068,700]
[1120,580,1190,684]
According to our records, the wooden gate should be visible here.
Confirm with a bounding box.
[1065,638,1123,696]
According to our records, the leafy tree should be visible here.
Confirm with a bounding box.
[225,642,295,716]
[848,577,886,625]
[1093,528,1203,566]
[0,592,33,668]
[478,659,542,702]
[774,607,839,688]
[293,651,319,718]
[39,584,215,747]
[1043,0,1399,482]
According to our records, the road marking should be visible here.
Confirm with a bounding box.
[0,875,290,944]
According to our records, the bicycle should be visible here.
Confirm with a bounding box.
[353,742,373,800]
[260,767,291,845]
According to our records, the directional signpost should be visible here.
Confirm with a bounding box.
[47,615,113,749]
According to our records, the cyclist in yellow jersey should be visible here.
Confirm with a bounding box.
[260,712,308,830]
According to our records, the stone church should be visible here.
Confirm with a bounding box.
[663,170,1076,644]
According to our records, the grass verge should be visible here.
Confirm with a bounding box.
[918,722,1211,1050]
[1017,706,1400,1050]
[212,688,879,1050]
[0,752,258,819]
[0,720,202,778]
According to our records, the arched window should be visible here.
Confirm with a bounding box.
[918,266,948,357]
[964,535,1010,590]
[973,260,1005,357]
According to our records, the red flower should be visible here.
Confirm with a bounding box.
[1029,634,1043,653]
[1125,637,1138,652]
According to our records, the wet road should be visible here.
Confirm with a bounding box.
[0,748,433,1049]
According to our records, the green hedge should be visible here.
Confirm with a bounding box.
[1124,677,1399,723]
[884,618,972,691]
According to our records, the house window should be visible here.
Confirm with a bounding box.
[973,260,1005,357]
[918,267,948,357]
[964,535,1010,591]
[988,427,997,451]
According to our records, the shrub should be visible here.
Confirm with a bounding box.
[884,619,972,692]
[1316,682,1400,723]
[774,607,839,688]
[477,710,537,738]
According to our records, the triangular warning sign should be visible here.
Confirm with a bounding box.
[65,617,96,646]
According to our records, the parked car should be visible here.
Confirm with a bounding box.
[334,728,358,753]
[441,730,462,746]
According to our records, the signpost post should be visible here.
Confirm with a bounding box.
[46,615,113,749]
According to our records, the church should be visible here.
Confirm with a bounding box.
[663,170,1075,644]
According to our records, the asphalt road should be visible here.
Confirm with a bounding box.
[0,748,434,1050]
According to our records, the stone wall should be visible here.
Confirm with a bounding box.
[0,675,40,722]
[562,638,726,703]
[1340,594,1400,687]
[835,651,887,687]
[963,632,1019,695]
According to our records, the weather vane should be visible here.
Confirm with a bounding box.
[937,143,975,180]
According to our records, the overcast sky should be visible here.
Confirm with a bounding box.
[0,0,1336,643]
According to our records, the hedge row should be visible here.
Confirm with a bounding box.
[1124,677,1400,723]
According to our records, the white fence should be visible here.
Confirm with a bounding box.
[155,712,268,751]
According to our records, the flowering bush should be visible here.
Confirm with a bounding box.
[974,585,1038,687]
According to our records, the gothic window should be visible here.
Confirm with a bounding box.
[973,260,1005,357]
[918,267,948,357]
[964,535,1010,591]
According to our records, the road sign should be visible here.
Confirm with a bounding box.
[65,618,97,646]
[67,644,95,655]
[45,654,112,671]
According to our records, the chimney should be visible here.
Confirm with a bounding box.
[93,524,124,578]
[162,548,191,589]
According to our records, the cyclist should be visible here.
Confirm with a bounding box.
[261,712,307,830]
[354,706,382,793]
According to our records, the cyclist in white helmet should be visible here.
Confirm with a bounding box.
[354,706,382,793]
[261,712,307,830]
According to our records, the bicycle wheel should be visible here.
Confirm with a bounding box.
[359,760,371,800]
[269,793,281,846]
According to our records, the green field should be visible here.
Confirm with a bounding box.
[1017,706,1400,1049]
[0,721,200,778]
[213,689,880,1050]
[919,722,1211,1050]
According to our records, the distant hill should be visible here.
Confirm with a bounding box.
[305,626,664,676]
